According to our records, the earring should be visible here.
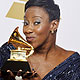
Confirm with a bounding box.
[51,30,54,34]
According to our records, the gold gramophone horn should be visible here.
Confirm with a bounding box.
[8,27,34,60]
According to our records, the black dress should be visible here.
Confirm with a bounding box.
[42,52,80,80]
[0,42,80,80]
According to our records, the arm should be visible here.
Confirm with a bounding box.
[0,42,15,68]
[0,42,16,80]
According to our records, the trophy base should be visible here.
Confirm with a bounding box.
[1,60,31,75]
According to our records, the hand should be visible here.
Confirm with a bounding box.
[22,69,42,80]
[7,70,23,80]
[1,70,15,80]
[1,69,42,80]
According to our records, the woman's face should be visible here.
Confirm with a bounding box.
[23,6,51,48]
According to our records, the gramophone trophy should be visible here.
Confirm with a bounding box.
[1,27,34,74]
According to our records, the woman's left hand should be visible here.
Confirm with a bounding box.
[22,69,42,80]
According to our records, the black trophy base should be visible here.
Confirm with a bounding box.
[1,60,31,75]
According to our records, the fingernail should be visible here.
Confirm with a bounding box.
[26,71,30,73]
[19,69,22,72]
[7,70,10,72]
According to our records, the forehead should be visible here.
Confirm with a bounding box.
[25,6,49,19]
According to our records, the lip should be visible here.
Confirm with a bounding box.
[26,37,35,42]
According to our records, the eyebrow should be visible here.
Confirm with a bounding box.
[32,16,43,19]
[24,16,43,19]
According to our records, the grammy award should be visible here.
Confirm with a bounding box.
[1,27,34,74]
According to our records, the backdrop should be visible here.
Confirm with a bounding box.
[0,0,80,53]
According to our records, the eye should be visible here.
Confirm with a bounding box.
[23,21,28,26]
[34,21,41,25]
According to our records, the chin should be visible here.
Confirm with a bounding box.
[32,43,40,49]
[27,41,36,48]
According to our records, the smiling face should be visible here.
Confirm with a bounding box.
[23,6,52,49]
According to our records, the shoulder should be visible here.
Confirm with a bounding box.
[57,45,78,60]
[56,46,80,78]
[45,52,80,80]
[0,42,15,50]
[0,42,15,55]
[60,52,80,79]
[64,52,80,79]
[0,42,15,67]
[0,42,10,54]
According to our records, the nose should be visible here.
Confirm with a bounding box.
[23,26,33,35]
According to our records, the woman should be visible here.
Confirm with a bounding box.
[0,0,80,80]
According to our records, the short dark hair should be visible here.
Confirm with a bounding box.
[25,0,60,22]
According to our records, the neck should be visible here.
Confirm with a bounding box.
[34,34,56,58]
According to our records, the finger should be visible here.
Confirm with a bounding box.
[19,69,22,72]
[22,71,32,79]
[31,73,42,80]
[0,69,1,77]
[31,68,38,77]
[31,69,42,80]
[7,70,15,77]
[23,79,29,80]
[17,69,22,76]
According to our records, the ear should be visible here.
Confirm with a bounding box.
[49,20,59,32]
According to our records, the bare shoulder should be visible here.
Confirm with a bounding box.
[65,50,75,58]
[66,50,75,55]
[56,45,75,59]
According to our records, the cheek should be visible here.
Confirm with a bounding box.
[32,25,50,48]
[36,24,50,37]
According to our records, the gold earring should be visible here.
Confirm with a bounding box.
[51,30,54,34]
